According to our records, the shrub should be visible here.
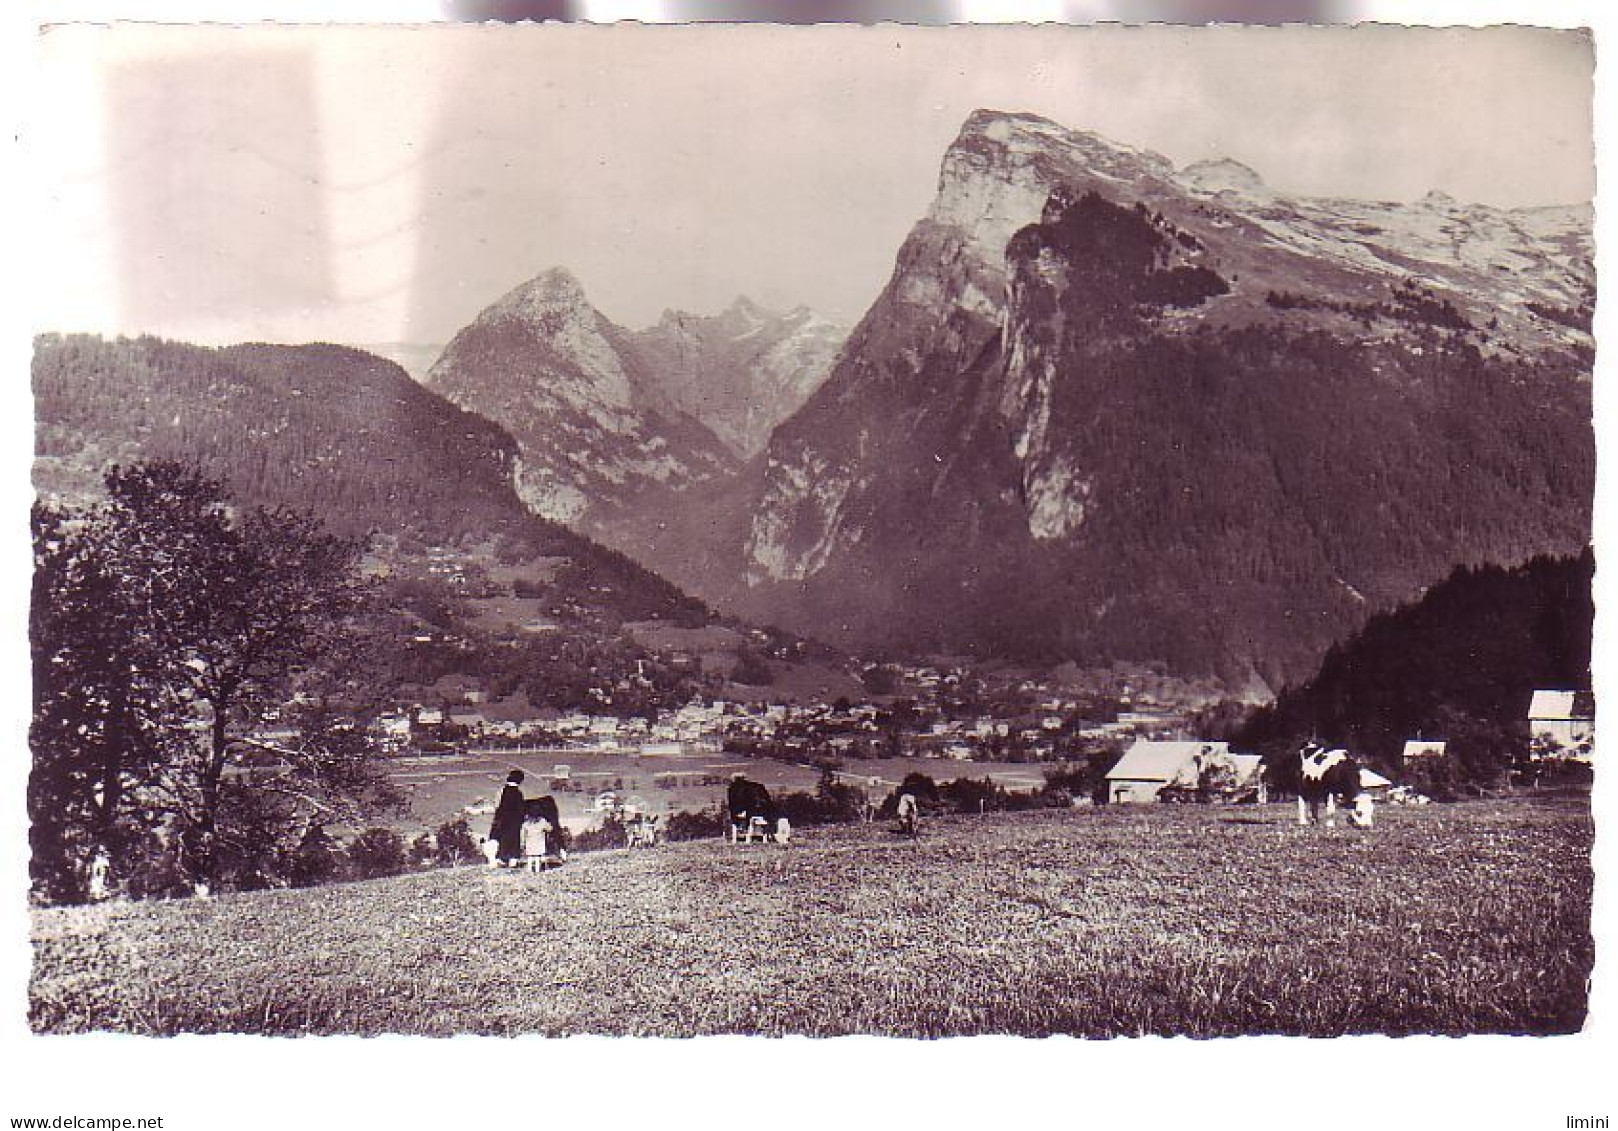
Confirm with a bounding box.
[814,769,868,823]
[572,816,627,853]
[347,827,408,879]
[776,785,867,828]
[939,776,1002,814]
[433,818,480,867]
[666,806,728,842]
[1043,759,1110,805]
[286,825,344,888]
[409,833,436,868]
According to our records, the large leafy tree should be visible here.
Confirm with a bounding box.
[30,461,398,901]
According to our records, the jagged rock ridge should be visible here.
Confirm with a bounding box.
[633,297,846,459]
[426,268,739,541]
[428,270,844,552]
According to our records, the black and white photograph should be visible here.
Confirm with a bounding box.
[3,7,1612,1128]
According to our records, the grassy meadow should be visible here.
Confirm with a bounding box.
[30,793,1592,1037]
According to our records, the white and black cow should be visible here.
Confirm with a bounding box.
[726,776,785,843]
[1292,742,1374,829]
[895,792,921,838]
[625,812,661,849]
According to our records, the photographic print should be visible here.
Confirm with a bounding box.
[21,21,1596,1040]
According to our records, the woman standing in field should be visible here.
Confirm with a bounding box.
[490,770,527,866]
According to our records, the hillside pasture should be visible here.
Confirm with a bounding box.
[31,794,1590,1037]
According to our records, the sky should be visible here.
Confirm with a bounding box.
[29,22,1594,347]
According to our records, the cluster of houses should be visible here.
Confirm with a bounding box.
[365,656,1595,792]
[374,675,1191,763]
[379,693,811,755]
[1100,688,1594,805]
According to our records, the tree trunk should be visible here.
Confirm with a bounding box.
[185,702,233,896]
[87,685,133,901]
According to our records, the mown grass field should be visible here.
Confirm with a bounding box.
[30,794,1592,1037]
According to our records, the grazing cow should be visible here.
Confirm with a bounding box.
[863,777,884,823]
[895,792,920,838]
[727,777,784,843]
[1293,743,1374,829]
[626,813,661,849]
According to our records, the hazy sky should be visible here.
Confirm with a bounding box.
[31,23,1594,346]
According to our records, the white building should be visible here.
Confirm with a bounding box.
[1402,740,1448,763]
[1528,690,1594,760]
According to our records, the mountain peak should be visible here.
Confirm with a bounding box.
[483,267,596,328]
[725,295,771,318]
[522,266,587,298]
[951,109,1174,172]
[959,108,1064,135]
[931,110,1177,249]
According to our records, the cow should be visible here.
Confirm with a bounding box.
[521,795,567,869]
[727,776,784,843]
[895,792,920,838]
[1292,742,1374,829]
[626,812,661,849]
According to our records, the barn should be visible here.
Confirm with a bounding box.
[1402,740,1447,763]
[1105,740,1234,804]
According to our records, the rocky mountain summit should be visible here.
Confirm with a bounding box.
[426,268,741,542]
[686,109,1593,688]
[427,270,844,551]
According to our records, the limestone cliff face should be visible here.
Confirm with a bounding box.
[714,109,1592,686]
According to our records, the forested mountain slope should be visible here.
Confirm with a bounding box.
[1238,549,1593,781]
[32,333,711,628]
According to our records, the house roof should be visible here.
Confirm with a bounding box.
[1402,740,1447,759]
[1105,740,1228,784]
[1529,690,1595,721]
[1359,768,1394,789]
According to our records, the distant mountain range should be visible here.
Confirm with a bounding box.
[614,110,1593,689]
[424,271,844,550]
[32,109,1594,694]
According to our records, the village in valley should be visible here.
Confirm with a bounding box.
[333,544,1597,838]
[332,644,1597,840]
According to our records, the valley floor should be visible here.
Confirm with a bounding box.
[30,795,1592,1037]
